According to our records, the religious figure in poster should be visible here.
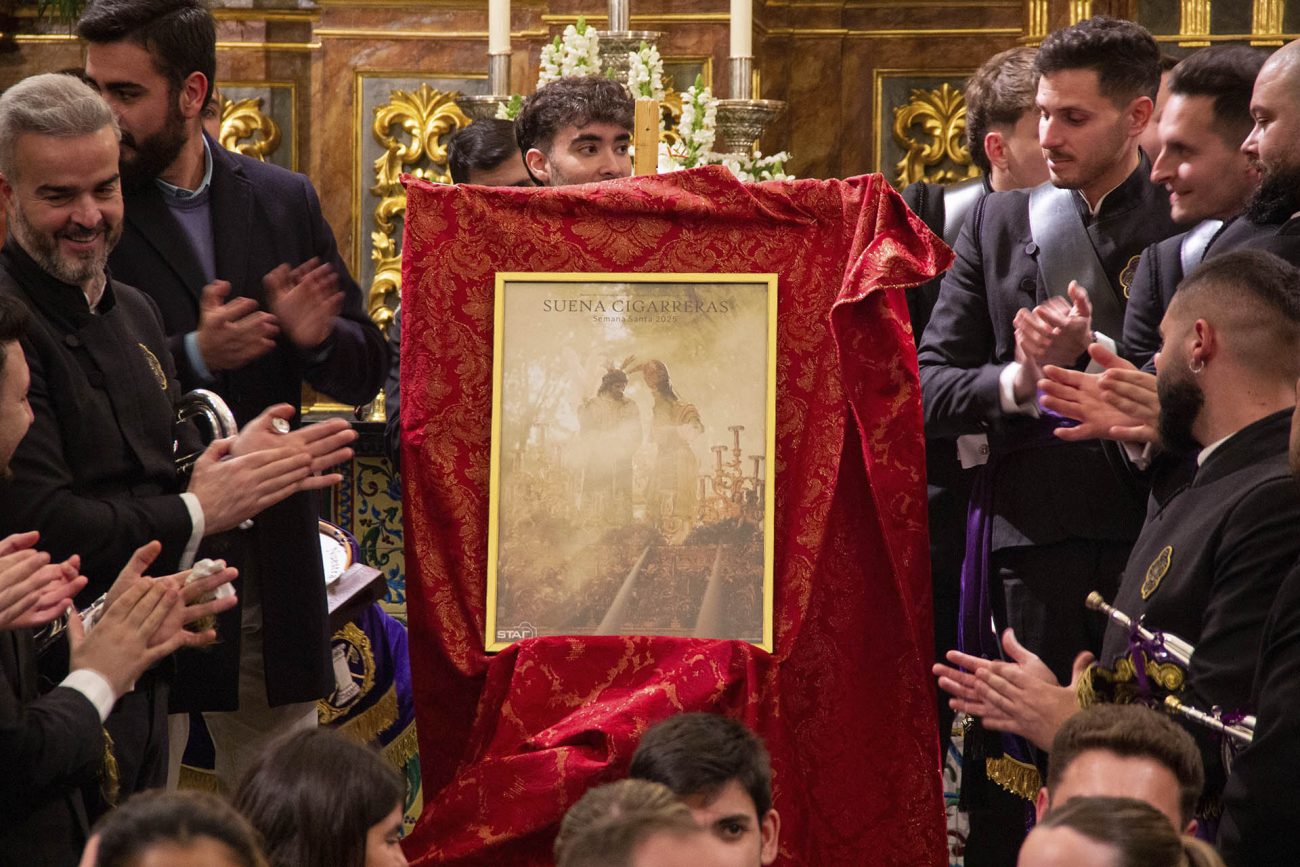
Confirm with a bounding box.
[486,274,776,651]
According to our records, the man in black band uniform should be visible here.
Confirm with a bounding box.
[917,18,1178,860]
[938,249,1300,840]
[78,0,386,789]
[0,73,353,809]
[901,46,1047,746]
[1120,46,1265,370]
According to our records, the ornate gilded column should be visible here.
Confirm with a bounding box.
[1252,0,1285,46]
[1179,0,1211,47]
[1022,0,1049,44]
[1068,1,1093,23]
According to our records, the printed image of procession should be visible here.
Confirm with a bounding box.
[487,276,775,649]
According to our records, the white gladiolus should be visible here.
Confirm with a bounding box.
[536,17,602,88]
[627,41,665,101]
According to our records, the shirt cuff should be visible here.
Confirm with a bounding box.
[1122,440,1154,470]
[61,669,117,722]
[184,331,216,383]
[179,492,204,569]
[998,362,1041,417]
[1085,331,1117,374]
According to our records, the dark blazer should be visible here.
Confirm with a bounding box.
[917,160,1178,550]
[1121,217,1286,370]
[1099,411,1300,802]
[0,242,194,592]
[1219,555,1300,866]
[108,138,388,710]
[0,630,104,867]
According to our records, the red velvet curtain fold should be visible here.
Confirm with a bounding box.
[398,166,952,865]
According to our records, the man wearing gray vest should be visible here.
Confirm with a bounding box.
[900,44,1047,749]
[916,17,1179,862]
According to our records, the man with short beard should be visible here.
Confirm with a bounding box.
[917,18,1178,859]
[77,0,387,791]
[936,249,1300,835]
[0,72,355,811]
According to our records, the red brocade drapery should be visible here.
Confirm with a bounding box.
[398,166,953,866]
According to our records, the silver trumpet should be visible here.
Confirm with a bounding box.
[1165,695,1255,746]
[1085,591,1195,667]
[174,388,239,474]
[1086,592,1254,747]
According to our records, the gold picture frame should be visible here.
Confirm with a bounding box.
[485,272,778,652]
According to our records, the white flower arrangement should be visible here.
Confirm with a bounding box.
[537,17,602,88]
[626,41,665,101]
[494,93,524,120]
[675,75,717,168]
[659,75,793,181]
[719,151,793,182]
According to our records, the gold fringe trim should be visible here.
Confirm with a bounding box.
[100,727,120,806]
[337,684,398,745]
[381,720,420,770]
[177,764,227,796]
[985,755,1041,801]
[1076,662,1100,709]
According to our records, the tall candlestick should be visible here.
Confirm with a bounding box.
[730,0,752,58]
[608,0,629,32]
[489,0,510,55]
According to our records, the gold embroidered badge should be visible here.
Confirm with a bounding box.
[1141,545,1172,600]
[1119,253,1142,299]
[138,343,167,391]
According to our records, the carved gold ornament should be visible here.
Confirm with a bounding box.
[368,84,470,334]
[891,83,978,188]
[218,97,282,162]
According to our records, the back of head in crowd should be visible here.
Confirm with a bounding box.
[232,728,407,867]
[515,76,634,186]
[963,46,1047,189]
[1035,16,1161,105]
[88,790,267,867]
[1165,248,1300,383]
[628,712,779,865]
[1019,796,1226,867]
[447,118,533,187]
[1042,704,1204,832]
[556,778,732,867]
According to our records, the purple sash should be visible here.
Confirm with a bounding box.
[957,410,1075,771]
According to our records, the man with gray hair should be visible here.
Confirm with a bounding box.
[0,72,354,809]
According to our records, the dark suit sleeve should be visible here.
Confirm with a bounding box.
[167,331,203,394]
[1219,559,1300,867]
[4,338,193,593]
[1120,243,1163,370]
[0,669,104,808]
[297,177,389,405]
[916,198,1006,437]
[1185,477,1300,714]
[900,181,946,345]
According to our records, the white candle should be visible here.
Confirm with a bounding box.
[489,0,510,54]
[730,0,752,58]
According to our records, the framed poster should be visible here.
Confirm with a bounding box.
[485,273,777,652]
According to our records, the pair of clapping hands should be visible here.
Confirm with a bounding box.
[186,404,356,535]
[0,534,238,700]
[1013,281,1160,444]
[197,258,344,373]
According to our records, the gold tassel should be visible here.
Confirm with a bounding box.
[1076,662,1100,709]
[985,755,1041,801]
[337,685,399,746]
[381,721,420,770]
[99,727,120,806]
